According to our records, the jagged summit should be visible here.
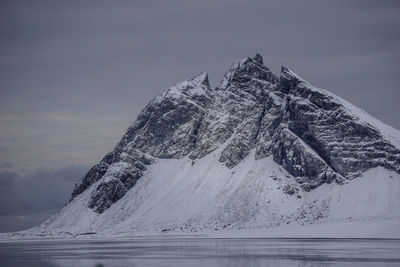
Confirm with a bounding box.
[218,54,278,92]
[253,53,264,64]
[9,53,400,239]
[185,71,210,87]
[155,72,212,103]
[197,71,211,87]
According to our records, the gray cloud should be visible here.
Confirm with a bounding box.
[0,165,88,232]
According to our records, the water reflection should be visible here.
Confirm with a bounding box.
[0,238,399,266]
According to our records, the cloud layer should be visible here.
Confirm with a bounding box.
[0,165,88,232]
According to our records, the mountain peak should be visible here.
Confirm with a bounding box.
[253,53,263,64]
[218,54,277,90]
[156,72,212,102]
[193,72,210,87]
[28,54,400,239]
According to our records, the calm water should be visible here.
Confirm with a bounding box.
[0,238,399,267]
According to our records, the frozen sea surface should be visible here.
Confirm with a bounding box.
[0,238,399,267]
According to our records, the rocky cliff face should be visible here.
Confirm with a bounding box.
[71,53,400,214]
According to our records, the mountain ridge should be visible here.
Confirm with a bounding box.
[3,53,400,239]
[71,52,400,214]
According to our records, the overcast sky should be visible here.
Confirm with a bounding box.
[0,0,399,232]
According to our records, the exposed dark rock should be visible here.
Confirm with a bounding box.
[70,162,108,200]
[88,179,127,213]
[283,184,297,195]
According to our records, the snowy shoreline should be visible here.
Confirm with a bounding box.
[2,218,399,241]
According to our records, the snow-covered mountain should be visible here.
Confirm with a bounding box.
[5,54,400,238]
